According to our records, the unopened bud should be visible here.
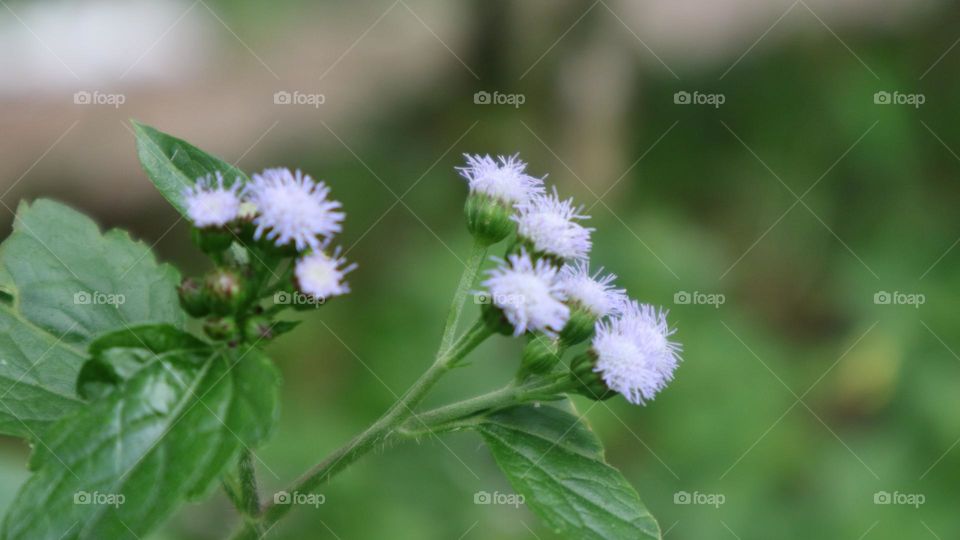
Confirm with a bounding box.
[191,226,234,254]
[519,335,563,378]
[569,351,616,401]
[204,268,249,315]
[178,277,209,317]
[559,306,597,346]
[465,193,515,246]
[244,316,275,341]
[204,316,239,341]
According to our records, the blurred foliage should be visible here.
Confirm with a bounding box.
[4,1,960,539]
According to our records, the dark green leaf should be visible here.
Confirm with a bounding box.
[132,121,249,215]
[0,200,183,437]
[4,346,281,540]
[477,404,661,540]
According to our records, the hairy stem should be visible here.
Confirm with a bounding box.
[223,451,265,538]
[232,246,491,538]
[438,239,487,355]
[234,323,491,538]
[235,242,493,539]
[237,451,262,519]
[400,377,572,436]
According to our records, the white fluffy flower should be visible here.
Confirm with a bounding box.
[514,188,593,261]
[183,172,241,227]
[295,248,356,300]
[481,249,569,336]
[592,301,681,405]
[245,168,344,251]
[457,154,545,205]
[560,262,627,318]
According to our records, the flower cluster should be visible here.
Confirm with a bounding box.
[465,153,681,405]
[184,168,354,303]
[179,167,354,344]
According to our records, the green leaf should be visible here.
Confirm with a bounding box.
[477,404,661,540]
[77,325,208,400]
[88,324,207,357]
[132,120,249,216]
[3,345,281,540]
[0,200,183,437]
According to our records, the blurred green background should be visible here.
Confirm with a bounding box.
[2,0,959,538]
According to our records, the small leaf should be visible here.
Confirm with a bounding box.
[4,345,281,540]
[477,404,661,540]
[268,320,301,338]
[0,200,183,437]
[132,121,249,216]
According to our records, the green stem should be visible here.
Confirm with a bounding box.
[237,451,262,520]
[223,451,265,538]
[233,322,491,538]
[400,377,571,436]
[231,241,490,539]
[438,239,487,356]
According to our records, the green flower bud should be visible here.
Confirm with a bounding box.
[204,268,250,315]
[191,226,234,254]
[177,277,209,318]
[519,335,563,378]
[559,305,597,347]
[465,193,515,246]
[244,316,275,341]
[569,351,616,401]
[481,301,515,336]
[204,316,239,342]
